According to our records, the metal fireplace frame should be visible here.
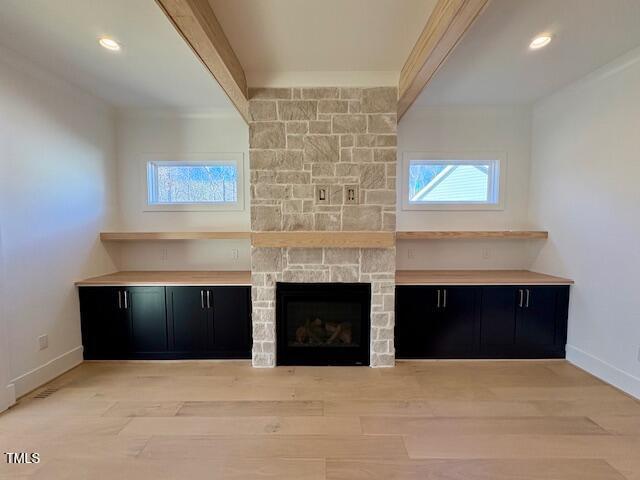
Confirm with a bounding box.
[275,282,371,366]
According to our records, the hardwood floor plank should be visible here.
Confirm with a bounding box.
[326,458,627,480]
[177,400,323,417]
[102,401,183,417]
[532,399,640,416]
[26,457,325,480]
[119,416,361,435]
[324,400,433,417]
[588,415,640,435]
[361,416,606,435]
[490,385,633,402]
[404,433,640,459]
[140,435,408,459]
[605,458,640,480]
[427,400,543,417]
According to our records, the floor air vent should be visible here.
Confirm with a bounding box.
[33,386,60,399]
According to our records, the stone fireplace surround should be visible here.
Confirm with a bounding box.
[249,87,397,367]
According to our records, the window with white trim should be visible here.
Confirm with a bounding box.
[402,153,504,210]
[145,156,243,210]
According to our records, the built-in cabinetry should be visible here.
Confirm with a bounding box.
[79,285,251,360]
[396,284,570,359]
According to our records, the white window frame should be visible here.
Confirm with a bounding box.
[401,151,506,211]
[141,153,245,212]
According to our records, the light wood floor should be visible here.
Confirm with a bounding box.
[1,360,639,479]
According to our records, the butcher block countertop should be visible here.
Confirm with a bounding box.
[77,270,572,287]
[76,271,251,286]
[396,270,574,286]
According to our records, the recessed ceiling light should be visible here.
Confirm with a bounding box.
[529,35,552,50]
[99,37,121,51]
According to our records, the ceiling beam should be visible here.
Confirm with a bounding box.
[398,0,490,119]
[156,0,249,122]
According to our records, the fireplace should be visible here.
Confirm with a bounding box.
[276,282,371,366]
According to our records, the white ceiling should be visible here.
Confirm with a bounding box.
[209,0,437,86]
[0,0,233,110]
[416,0,640,106]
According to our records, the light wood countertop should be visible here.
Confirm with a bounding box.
[78,270,573,287]
[76,271,251,286]
[396,270,574,286]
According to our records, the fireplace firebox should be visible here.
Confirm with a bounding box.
[276,283,371,366]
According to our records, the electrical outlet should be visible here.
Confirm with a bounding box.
[231,248,239,260]
[482,248,491,260]
[315,185,329,204]
[344,184,359,205]
[38,334,48,351]
[637,346,640,363]
[407,248,415,259]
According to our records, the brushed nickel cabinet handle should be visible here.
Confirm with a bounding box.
[526,289,530,308]
[123,291,128,309]
[437,289,441,309]
[207,290,211,309]
[118,291,122,309]
[443,289,447,309]
[201,290,204,309]
[518,289,524,308]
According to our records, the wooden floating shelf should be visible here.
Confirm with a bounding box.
[396,270,573,286]
[251,231,395,249]
[100,232,251,241]
[76,270,251,286]
[396,230,549,240]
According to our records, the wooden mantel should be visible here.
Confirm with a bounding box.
[251,232,396,249]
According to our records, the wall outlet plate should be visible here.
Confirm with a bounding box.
[345,184,359,205]
[315,185,329,205]
[38,334,48,351]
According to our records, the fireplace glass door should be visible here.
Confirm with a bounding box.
[276,283,371,366]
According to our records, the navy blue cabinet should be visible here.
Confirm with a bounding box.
[396,285,569,359]
[79,286,251,360]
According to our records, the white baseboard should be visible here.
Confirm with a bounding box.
[566,344,640,399]
[0,383,15,412]
[9,346,83,398]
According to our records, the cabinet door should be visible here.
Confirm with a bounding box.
[480,287,517,356]
[209,286,251,358]
[515,286,558,353]
[126,287,168,355]
[436,287,478,357]
[79,287,129,359]
[395,286,440,358]
[167,287,209,354]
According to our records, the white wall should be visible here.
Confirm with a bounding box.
[529,47,640,398]
[0,46,118,402]
[397,105,539,269]
[114,110,250,271]
[0,229,12,411]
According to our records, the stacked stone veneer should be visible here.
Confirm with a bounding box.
[248,87,397,367]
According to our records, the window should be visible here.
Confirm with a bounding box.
[145,155,243,211]
[402,153,504,210]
